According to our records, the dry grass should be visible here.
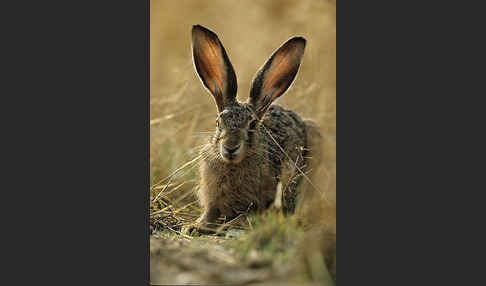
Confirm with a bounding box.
[150,0,336,284]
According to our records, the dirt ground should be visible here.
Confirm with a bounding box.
[150,1,336,284]
[150,232,312,285]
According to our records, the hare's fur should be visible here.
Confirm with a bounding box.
[186,25,322,233]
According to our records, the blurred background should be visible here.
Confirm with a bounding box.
[150,0,336,284]
[151,0,335,200]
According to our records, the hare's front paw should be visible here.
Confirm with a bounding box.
[182,222,216,235]
[181,224,198,235]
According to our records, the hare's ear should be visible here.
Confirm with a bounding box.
[192,25,237,113]
[248,37,306,118]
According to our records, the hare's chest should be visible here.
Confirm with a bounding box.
[218,166,262,192]
[224,166,277,207]
[202,159,278,214]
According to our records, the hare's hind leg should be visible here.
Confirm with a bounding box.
[277,120,322,214]
[304,120,323,173]
[298,120,323,204]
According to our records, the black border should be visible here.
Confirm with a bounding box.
[338,1,486,285]
[4,0,150,284]
[5,0,483,284]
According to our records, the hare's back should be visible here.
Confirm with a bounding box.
[261,105,308,164]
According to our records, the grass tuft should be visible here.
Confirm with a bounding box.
[150,0,336,284]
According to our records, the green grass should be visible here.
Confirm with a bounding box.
[229,212,303,262]
[150,0,336,284]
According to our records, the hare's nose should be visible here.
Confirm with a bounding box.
[222,144,241,155]
[222,144,241,159]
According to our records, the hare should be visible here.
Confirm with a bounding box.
[184,25,322,234]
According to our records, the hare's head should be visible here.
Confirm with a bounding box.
[192,25,305,164]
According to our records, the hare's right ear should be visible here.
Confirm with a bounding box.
[192,25,237,113]
[248,37,306,119]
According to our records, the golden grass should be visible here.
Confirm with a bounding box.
[150,0,336,283]
[150,0,335,202]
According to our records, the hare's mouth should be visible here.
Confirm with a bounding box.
[221,143,243,163]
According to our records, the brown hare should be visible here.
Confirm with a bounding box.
[184,25,322,234]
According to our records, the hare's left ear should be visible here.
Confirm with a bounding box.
[248,37,306,119]
[192,25,237,113]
